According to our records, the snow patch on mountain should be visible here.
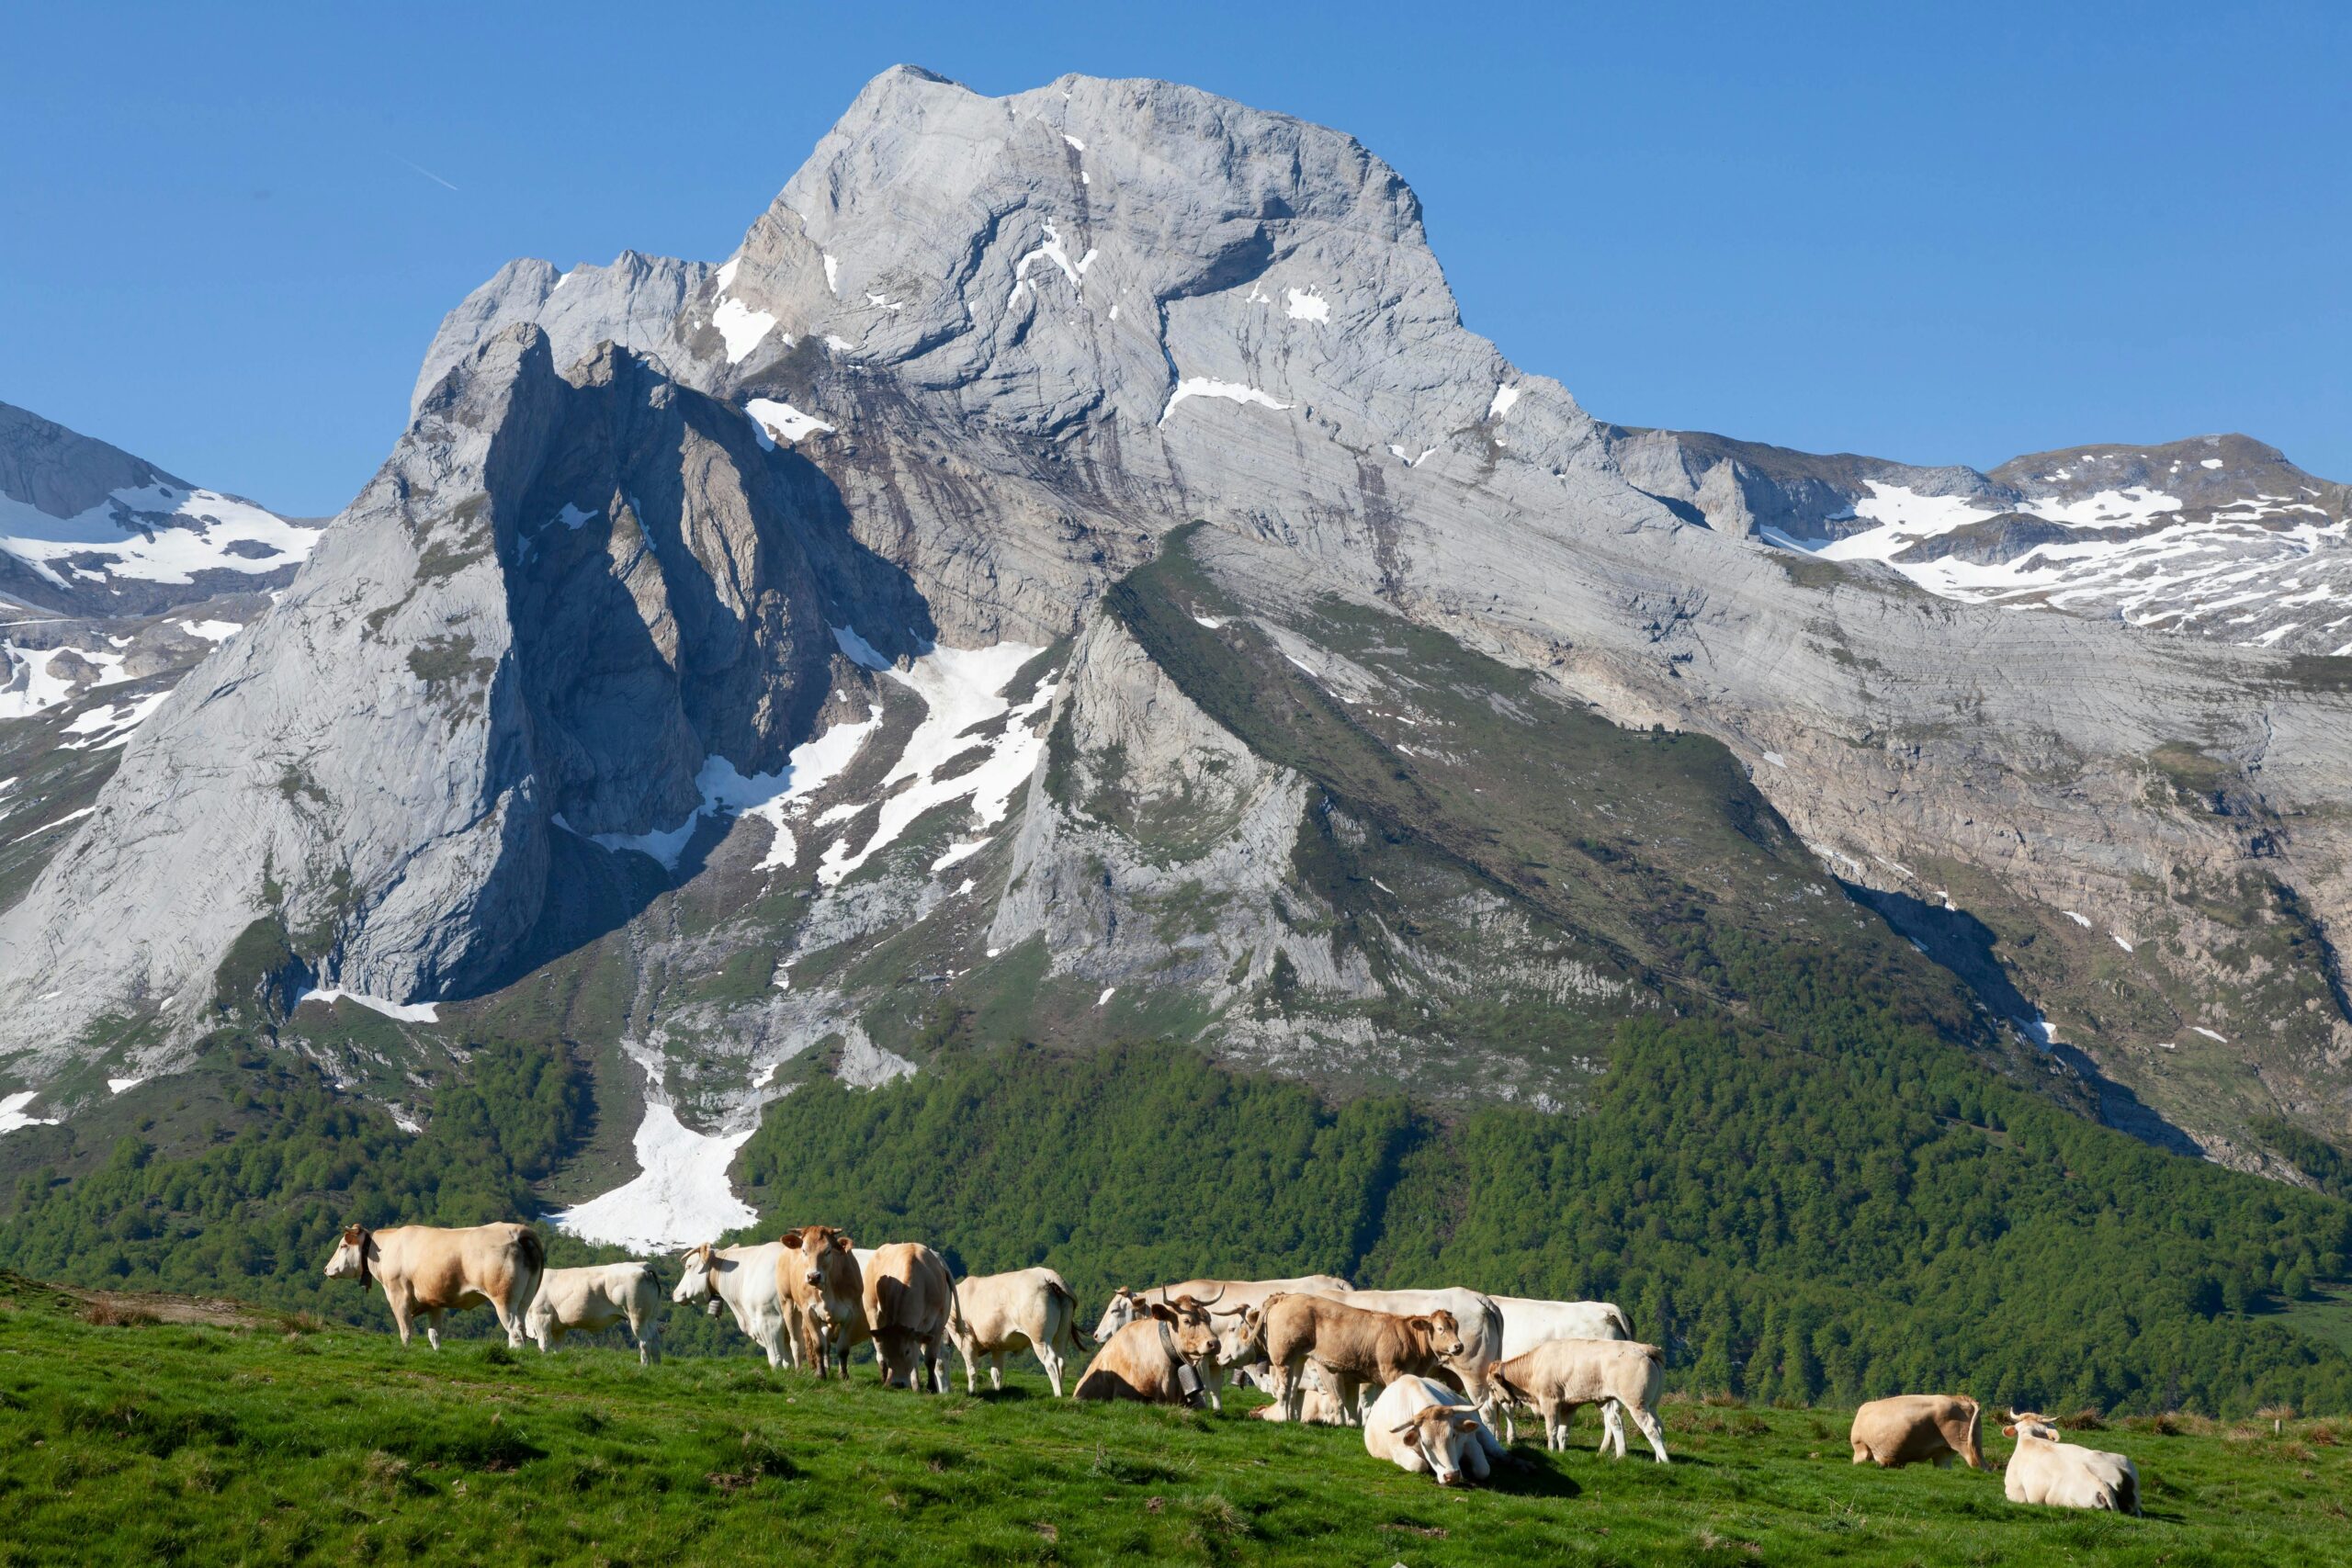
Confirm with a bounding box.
[0,484,313,589]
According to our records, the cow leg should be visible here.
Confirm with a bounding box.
[1629,1404,1670,1464]
[534,1323,557,1354]
[424,1309,445,1351]
[1039,1344,1065,1399]
[989,1350,1005,1392]
[1276,1357,1305,1423]
[492,1296,526,1349]
[387,1298,414,1348]
[1601,1400,1627,1457]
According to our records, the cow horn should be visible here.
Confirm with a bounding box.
[1195,1286,1224,1306]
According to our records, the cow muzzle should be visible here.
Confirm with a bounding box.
[805,1269,822,1286]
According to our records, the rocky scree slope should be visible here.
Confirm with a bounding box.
[2,66,2347,1200]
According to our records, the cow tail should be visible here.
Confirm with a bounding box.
[1053,1280,1095,1349]
[1608,1303,1634,1339]
[518,1226,547,1277]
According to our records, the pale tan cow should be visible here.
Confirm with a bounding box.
[862,1242,958,1391]
[1487,1338,1670,1461]
[323,1222,542,1349]
[947,1267,1091,1396]
[1365,1374,1508,1486]
[1073,1296,1222,1404]
[526,1261,663,1364]
[775,1225,869,1377]
[1258,1293,1470,1426]
[2001,1413,2142,1515]
[675,1241,799,1368]
[1850,1394,1984,1469]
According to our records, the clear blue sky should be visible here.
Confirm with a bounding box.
[4,1,2346,515]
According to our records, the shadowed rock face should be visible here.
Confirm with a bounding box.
[3,66,2346,1174]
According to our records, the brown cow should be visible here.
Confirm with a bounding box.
[1850,1394,1984,1470]
[322,1222,543,1349]
[1073,1295,1222,1404]
[775,1225,869,1377]
[1257,1292,1469,1426]
[862,1242,958,1391]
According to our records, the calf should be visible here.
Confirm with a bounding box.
[526,1261,663,1364]
[1487,1294,1631,1447]
[863,1242,957,1392]
[674,1241,798,1368]
[2001,1413,2142,1516]
[1850,1394,1984,1469]
[323,1222,542,1349]
[1074,1296,1222,1404]
[775,1225,869,1377]
[948,1267,1091,1396]
[1487,1337,1670,1462]
[1258,1293,1470,1426]
[1365,1374,1508,1486]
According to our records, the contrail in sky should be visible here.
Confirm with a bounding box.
[395,155,459,192]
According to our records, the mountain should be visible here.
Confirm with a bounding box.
[1,63,2347,1241]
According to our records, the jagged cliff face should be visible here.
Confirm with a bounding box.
[2,66,2346,1206]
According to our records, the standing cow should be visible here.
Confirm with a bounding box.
[1258,1293,1472,1426]
[323,1222,543,1349]
[863,1242,958,1392]
[948,1267,1091,1396]
[1850,1394,1984,1469]
[526,1261,663,1364]
[2001,1413,2142,1515]
[1487,1293,1632,1447]
[775,1226,869,1376]
[674,1241,799,1368]
[1089,1274,1354,1343]
[1365,1374,1509,1486]
[1486,1337,1671,1461]
[1074,1296,1223,1404]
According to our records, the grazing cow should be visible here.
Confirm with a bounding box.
[1365,1375,1508,1486]
[863,1242,958,1392]
[1074,1296,1222,1404]
[1258,1293,1471,1426]
[526,1261,663,1364]
[1487,1338,1671,1462]
[323,1222,543,1349]
[1850,1394,1984,1470]
[674,1241,799,1368]
[947,1267,1091,1396]
[775,1225,870,1377]
[1487,1293,1633,1447]
[2001,1413,2142,1516]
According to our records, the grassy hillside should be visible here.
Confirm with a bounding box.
[3,1272,2348,1568]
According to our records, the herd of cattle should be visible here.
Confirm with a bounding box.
[321,1221,2143,1512]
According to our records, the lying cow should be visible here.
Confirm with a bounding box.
[1488,1294,1631,1447]
[1366,1375,1508,1487]
[1487,1337,1671,1462]
[2002,1413,2141,1516]
[323,1222,542,1349]
[1258,1292,1470,1425]
[1251,1362,1351,1425]
[1074,1295,1222,1404]
[775,1225,869,1376]
[1850,1394,1984,1469]
[526,1261,663,1364]
[674,1241,799,1369]
[948,1267,1091,1397]
[864,1242,958,1392]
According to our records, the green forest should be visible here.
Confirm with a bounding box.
[6,935,2350,1415]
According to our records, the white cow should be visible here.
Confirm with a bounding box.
[673,1241,798,1368]
[526,1261,663,1364]
[1488,1337,1671,1461]
[1488,1293,1633,1448]
[947,1267,1091,1396]
[1364,1375,1508,1486]
[2001,1414,2142,1516]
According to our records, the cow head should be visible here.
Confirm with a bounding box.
[1212,1303,1264,1369]
[2002,1411,2061,1442]
[1414,1309,1468,1361]
[1092,1286,1148,1344]
[673,1244,720,1306]
[322,1224,373,1287]
[779,1226,857,1292]
[1390,1406,1487,1487]
[1150,1296,1221,1368]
